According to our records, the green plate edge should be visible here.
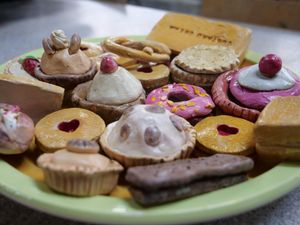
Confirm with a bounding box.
[0,36,300,225]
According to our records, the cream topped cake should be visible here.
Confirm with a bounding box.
[100,104,196,167]
[71,56,145,124]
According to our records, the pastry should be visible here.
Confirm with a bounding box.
[171,44,239,88]
[129,64,170,91]
[254,96,300,161]
[37,139,123,196]
[34,29,97,90]
[35,108,105,152]
[195,115,255,155]
[146,12,252,62]
[212,54,300,122]
[100,104,196,167]
[102,37,171,63]
[71,56,145,124]
[145,83,214,122]
[0,74,64,123]
[0,103,34,154]
[125,154,254,206]
[102,37,171,91]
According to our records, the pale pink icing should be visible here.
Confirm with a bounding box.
[145,83,214,119]
[230,67,300,110]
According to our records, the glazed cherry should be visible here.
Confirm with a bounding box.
[100,56,118,74]
[58,119,80,133]
[217,124,239,136]
[259,54,282,77]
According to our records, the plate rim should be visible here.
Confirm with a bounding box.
[0,36,299,225]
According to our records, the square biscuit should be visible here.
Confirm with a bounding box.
[146,12,252,62]
[254,96,300,147]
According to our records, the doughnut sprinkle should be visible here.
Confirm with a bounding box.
[146,83,215,119]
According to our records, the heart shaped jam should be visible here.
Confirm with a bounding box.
[58,119,80,133]
[217,124,239,136]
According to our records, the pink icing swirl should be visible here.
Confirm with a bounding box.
[230,67,300,110]
[145,83,215,119]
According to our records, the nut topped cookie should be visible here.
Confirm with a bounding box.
[100,104,196,167]
[175,45,239,74]
[34,29,97,90]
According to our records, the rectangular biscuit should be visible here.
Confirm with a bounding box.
[129,174,247,206]
[254,96,300,147]
[146,12,252,62]
[125,154,253,191]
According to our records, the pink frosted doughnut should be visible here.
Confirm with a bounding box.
[145,83,215,119]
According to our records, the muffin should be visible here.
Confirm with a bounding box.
[72,56,145,124]
[37,139,123,196]
[100,104,196,168]
[34,29,97,90]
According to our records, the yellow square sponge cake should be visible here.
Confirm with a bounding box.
[146,13,252,62]
[254,96,300,160]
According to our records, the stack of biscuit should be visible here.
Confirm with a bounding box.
[254,96,300,161]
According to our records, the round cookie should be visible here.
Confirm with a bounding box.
[35,108,105,152]
[129,64,170,91]
[146,83,214,120]
[171,44,239,88]
[195,115,254,155]
[175,44,239,74]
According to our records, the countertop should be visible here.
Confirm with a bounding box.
[1,0,300,225]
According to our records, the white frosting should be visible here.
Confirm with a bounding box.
[0,109,18,130]
[107,105,187,158]
[238,65,295,91]
[51,149,111,169]
[87,67,143,105]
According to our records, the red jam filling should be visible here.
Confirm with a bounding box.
[137,67,153,73]
[58,119,80,133]
[217,124,239,136]
[167,91,191,102]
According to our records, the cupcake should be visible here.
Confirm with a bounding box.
[0,103,34,154]
[100,104,196,168]
[37,139,123,196]
[170,44,239,89]
[212,54,300,121]
[71,56,145,124]
[34,29,97,90]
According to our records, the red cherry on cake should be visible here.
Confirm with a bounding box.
[259,54,282,77]
[21,57,40,77]
[100,56,118,74]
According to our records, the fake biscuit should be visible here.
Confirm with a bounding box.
[175,44,239,74]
